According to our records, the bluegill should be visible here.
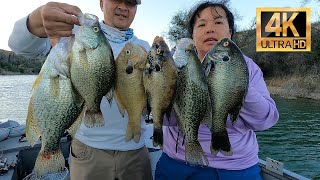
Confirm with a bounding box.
[203,38,249,156]
[26,37,83,178]
[114,42,147,143]
[173,38,209,166]
[70,13,116,128]
[143,36,178,147]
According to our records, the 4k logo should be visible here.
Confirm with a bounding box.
[256,8,311,52]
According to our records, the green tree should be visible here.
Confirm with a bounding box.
[165,10,189,46]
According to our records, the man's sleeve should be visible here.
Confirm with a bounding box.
[8,16,51,59]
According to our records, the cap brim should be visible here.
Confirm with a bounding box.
[127,0,140,5]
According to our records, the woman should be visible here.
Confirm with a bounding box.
[155,1,279,179]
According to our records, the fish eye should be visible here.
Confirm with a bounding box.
[126,50,131,55]
[156,48,161,55]
[222,56,230,62]
[93,26,99,32]
[223,41,229,47]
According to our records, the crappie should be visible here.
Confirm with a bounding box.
[203,38,249,156]
[26,37,83,178]
[114,42,147,143]
[143,36,178,147]
[173,38,209,166]
[70,13,116,128]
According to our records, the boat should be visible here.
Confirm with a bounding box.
[0,122,311,180]
[0,120,25,142]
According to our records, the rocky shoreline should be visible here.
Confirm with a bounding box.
[266,75,320,101]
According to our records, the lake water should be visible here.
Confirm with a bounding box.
[0,75,319,179]
[0,75,37,122]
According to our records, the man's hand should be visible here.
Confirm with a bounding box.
[27,2,81,38]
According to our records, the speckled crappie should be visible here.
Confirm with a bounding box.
[26,37,84,178]
[70,13,116,128]
[203,38,249,156]
[114,42,147,143]
[173,38,209,166]
[143,36,178,147]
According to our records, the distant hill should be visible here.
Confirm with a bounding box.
[0,49,45,75]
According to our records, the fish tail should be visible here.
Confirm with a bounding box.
[185,141,209,166]
[211,131,233,156]
[125,113,141,143]
[67,108,85,138]
[152,115,163,147]
[34,149,65,178]
[83,108,104,128]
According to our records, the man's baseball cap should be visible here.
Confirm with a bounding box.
[127,0,141,5]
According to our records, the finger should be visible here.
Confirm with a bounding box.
[44,2,81,25]
[50,37,61,47]
[46,2,82,16]
[65,14,80,26]
[44,22,74,37]
[44,21,75,32]
[57,2,82,16]
[57,3,82,25]
[46,30,73,38]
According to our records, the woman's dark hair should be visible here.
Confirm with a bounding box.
[187,1,235,39]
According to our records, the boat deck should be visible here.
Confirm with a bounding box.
[0,134,311,180]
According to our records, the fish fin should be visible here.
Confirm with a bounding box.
[125,116,141,143]
[202,99,212,130]
[211,131,233,156]
[152,126,163,147]
[34,148,65,178]
[74,92,85,109]
[185,142,209,167]
[142,106,151,122]
[165,94,175,121]
[105,89,114,106]
[229,103,242,124]
[31,74,42,92]
[175,130,180,153]
[137,44,147,53]
[53,57,70,79]
[67,108,85,138]
[83,108,105,128]
[114,93,126,118]
[166,84,177,122]
[143,98,151,117]
[204,62,214,77]
[26,98,41,146]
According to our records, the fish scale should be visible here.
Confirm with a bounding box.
[70,13,116,128]
[203,38,249,157]
[173,39,210,166]
[143,36,178,147]
[26,38,84,178]
[114,42,147,143]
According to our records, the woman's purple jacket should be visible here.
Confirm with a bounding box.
[162,55,279,170]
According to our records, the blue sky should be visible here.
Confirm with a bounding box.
[0,0,319,51]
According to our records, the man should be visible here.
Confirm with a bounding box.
[8,0,152,180]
